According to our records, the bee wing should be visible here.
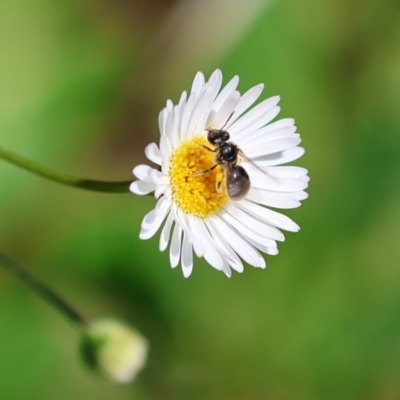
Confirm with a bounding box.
[237,148,276,180]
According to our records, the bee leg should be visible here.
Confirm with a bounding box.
[192,164,217,176]
[197,143,216,152]
[215,170,224,193]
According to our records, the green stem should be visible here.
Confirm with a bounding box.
[0,251,87,326]
[0,145,132,193]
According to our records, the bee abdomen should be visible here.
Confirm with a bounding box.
[226,166,250,201]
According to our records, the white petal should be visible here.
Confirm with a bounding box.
[158,109,164,133]
[253,147,305,166]
[180,92,197,141]
[207,69,223,102]
[226,205,285,241]
[165,187,173,202]
[240,126,297,150]
[221,212,277,249]
[187,215,205,257]
[264,166,309,179]
[170,105,180,148]
[210,218,265,268]
[239,119,296,146]
[161,156,168,174]
[132,164,153,181]
[176,91,187,142]
[206,220,243,273]
[158,109,167,137]
[164,104,173,140]
[188,85,212,135]
[141,199,163,229]
[248,174,309,193]
[149,169,168,185]
[170,222,182,268]
[166,99,173,112]
[191,72,205,96]
[140,199,171,238]
[263,117,295,131]
[222,266,232,278]
[144,143,162,165]
[173,208,195,243]
[234,106,281,141]
[129,180,156,195]
[245,137,302,158]
[229,96,279,136]
[227,84,264,127]
[159,135,173,158]
[294,191,309,201]
[212,75,239,112]
[139,207,170,240]
[154,184,167,199]
[238,199,300,232]
[159,213,174,251]
[181,231,193,278]
[208,69,223,90]
[246,188,302,209]
[248,165,308,179]
[178,90,187,106]
[245,236,277,258]
[194,87,217,133]
[195,220,225,271]
[208,90,241,129]
[155,196,169,215]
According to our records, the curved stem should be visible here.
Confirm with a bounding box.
[0,145,132,193]
[0,251,87,326]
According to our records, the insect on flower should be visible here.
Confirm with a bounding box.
[195,112,274,201]
[130,69,309,278]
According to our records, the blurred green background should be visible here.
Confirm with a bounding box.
[1,0,400,399]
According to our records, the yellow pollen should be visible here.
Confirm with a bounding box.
[169,136,229,217]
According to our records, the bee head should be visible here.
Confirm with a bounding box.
[207,129,230,146]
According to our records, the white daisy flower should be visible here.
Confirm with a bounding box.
[130,69,309,278]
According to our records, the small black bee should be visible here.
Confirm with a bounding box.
[200,128,250,201]
[194,113,266,201]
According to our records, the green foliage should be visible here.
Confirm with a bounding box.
[1,0,400,399]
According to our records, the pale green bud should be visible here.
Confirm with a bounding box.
[80,318,148,384]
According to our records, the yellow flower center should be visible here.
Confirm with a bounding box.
[169,136,229,217]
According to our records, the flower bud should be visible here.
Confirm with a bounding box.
[80,317,148,384]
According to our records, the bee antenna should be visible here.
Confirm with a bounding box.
[220,111,235,130]
[206,111,235,132]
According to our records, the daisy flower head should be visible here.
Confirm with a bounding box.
[130,69,309,278]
